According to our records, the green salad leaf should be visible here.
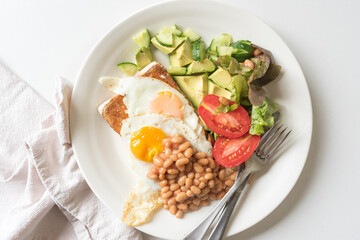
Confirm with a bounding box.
[250,97,278,135]
[215,103,239,114]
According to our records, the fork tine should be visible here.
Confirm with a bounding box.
[261,126,287,156]
[265,129,292,159]
[256,123,282,155]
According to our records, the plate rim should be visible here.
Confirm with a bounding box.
[70,0,313,238]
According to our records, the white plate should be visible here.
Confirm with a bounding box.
[70,0,313,239]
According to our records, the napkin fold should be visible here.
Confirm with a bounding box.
[0,63,142,240]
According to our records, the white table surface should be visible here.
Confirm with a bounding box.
[1,0,360,239]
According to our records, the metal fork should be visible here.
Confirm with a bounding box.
[181,123,291,240]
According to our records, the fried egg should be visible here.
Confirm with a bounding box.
[99,76,204,136]
[120,114,212,226]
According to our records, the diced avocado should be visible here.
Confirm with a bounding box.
[228,58,239,75]
[151,36,185,54]
[135,47,153,70]
[173,74,208,109]
[208,80,232,99]
[169,39,193,67]
[230,74,244,103]
[187,59,215,74]
[208,67,234,91]
[168,66,187,75]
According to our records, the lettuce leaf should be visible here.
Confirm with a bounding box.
[250,97,278,135]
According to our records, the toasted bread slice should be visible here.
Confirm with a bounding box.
[99,62,177,135]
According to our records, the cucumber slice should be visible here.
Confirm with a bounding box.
[160,25,183,37]
[231,40,253,52]
[209,34,233,52]
[208,53,218,61]
[232,52,250,62]
[155,31,173,47]
[216,46,234,56]
[183,28,201,42]
[192,40,206,61]
[168,66,187,75]
[117,62,138,76]
[136,47,153,70]
[132,29,151,48]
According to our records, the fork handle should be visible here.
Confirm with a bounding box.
[207,173,252,240]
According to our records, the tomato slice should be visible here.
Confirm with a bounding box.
[213,133,260,168]
[198,94,251,138]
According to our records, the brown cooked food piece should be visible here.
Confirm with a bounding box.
[99,95,128,135]
[99,62,177,135]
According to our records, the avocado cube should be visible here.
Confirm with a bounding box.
[169,39,193,67]
[135,47,153,70]
[208,67,234,91]
[208,80,232,99]
[173,74,208,109]
[187,59,216,74]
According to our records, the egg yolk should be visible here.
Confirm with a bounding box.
[149,91,184,119]
[130,126,166,162]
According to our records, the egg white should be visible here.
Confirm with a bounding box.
[99,76,204,137]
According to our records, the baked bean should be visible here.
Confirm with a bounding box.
[199,182,206,189]
[216,182,223,192]
[176,210,183,218]
[184,148,193,158]
[205,168,212,173]
[176,192,187,202]
[165,147,172,156]
[205,173,214,180]
[176,158,189,167]
[178,175,186,186]
[158,153,166,159]
[219,169,226,181]
[219,96,230,106]
[159,180,168,187]
[186,190,194,197]
[166,174,178,180]
[198,158,209,165]
[147,172,158,180]
[209,193,217,201]
[153,156,164,167]
[190,186,201,195]
[169,154,178,161]
[208,158,216,169]
[217,191,226,199]
[161,186,170,194]
[193,179,200,186]
[194,152,206,159]
[244,59,254,69]
[200,195,209,201]
[185,162,193,172]
[167,168,179,175]
[164,204,169,210]
[177,153,185,159]
[177,203,188,211]
[162,191,173,199]
[178,165,185,172]
[170,183,180,191]
[168,179,175,185]
[168,197,176,206]
[159,173,165,180]
[230,172,237,181]
[185,178,193,188]
[171,136,184,144]
[174,189,181,195]
[201,187,210,196]
[179,142,191,152]
[192,198,201,206]
[172,149,179,154]
[225,179,234,187]
[193,163,204,173]
[254,48,262,56]
[159,167,166,174]
[199,176,208,183]
[180,186,189,192]
[189,203,199,211]
[187,172,195,179]
[208,179,215,189]
[169,205,177,215]
[200,200,209,206]
[163,159,173,168]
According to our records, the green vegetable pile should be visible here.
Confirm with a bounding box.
[117,25,282,135]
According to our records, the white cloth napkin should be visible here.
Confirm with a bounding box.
[0,63,142,240]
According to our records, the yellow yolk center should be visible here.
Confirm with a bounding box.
[149,91,184,119]
[130,126,166,162]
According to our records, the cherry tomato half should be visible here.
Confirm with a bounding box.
[198,94,251,138]
[213,133,260,168]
